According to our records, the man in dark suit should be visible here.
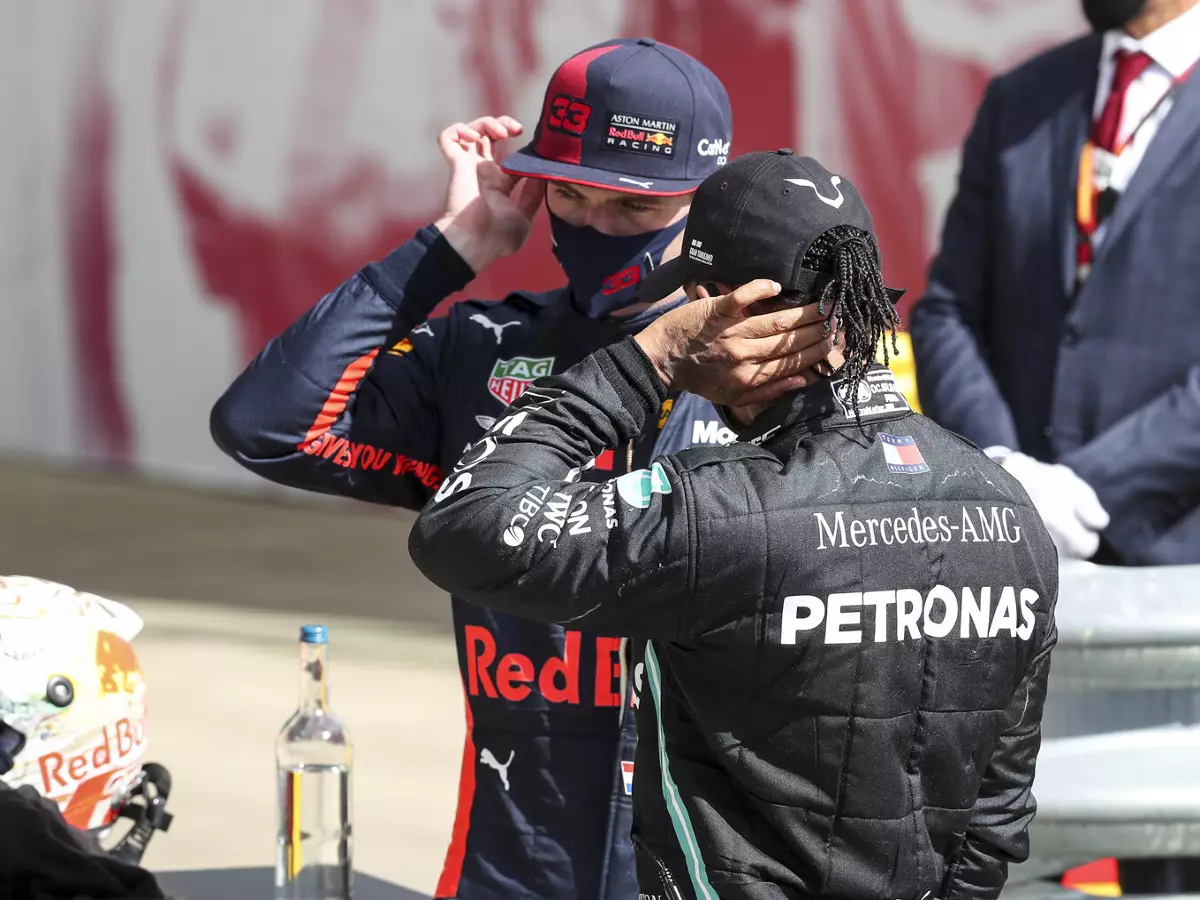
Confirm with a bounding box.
[910,0,1200,568]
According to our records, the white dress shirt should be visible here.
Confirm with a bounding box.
[1091,2,1200,245]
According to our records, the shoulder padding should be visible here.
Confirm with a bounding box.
[670,443,779,473]
[456,289,558,320]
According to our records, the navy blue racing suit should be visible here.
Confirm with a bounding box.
[210,225,737,900]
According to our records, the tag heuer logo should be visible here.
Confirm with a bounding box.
[488,356,555,405]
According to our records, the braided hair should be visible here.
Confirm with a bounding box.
[799,225,902,422]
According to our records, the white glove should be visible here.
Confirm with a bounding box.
[986,448,1111,560]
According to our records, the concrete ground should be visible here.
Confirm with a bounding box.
[0,459,463,892]
[0,458,455,627]
[131,599,463,892]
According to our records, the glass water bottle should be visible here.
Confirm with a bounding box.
[275,625,353,900]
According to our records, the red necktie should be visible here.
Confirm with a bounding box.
[1092,49,1153,151]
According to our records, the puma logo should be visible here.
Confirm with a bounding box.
[618,176,654,189]
[480,748,515,791]
[412,321,435,338]
[784,175,845,209]
[470,313,520,345]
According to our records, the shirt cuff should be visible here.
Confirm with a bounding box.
[594,337,670,437]
[361,224,477,314]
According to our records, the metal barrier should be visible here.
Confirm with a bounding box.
[1028,725,1200,858]
[1043,561,1200,738]
[1004,561,1200,898]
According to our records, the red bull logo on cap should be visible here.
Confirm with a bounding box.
[604,112,679,157]
[38,715,147,829]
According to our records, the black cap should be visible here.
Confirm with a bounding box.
[639,150,905,302]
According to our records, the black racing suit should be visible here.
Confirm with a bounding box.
[210,226,743,900]
[410,338,1060,900]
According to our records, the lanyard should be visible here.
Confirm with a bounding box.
[1075,61,1197,287]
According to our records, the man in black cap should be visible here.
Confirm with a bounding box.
[211,40,837,900]
[410,150,1060,900]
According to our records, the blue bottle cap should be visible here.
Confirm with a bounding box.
[300,624,328,644]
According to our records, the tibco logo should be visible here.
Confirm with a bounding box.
[501,488,591,548]
[503,485,551,547]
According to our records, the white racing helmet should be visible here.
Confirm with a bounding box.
[0,575,172,863]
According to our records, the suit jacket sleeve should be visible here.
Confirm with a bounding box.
[941,583,1058,900]
[909,78,1021,450]
[1061,363,1200,563]
[408,338,694,639]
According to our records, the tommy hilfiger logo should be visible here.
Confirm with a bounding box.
[879,434,930,475]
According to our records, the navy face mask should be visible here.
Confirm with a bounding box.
[549,211,688,319]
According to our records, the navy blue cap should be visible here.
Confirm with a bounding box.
[300,624,328,645]
[501,38,732,196]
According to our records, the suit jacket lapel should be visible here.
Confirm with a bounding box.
[1098,73,1200,258]
[1052,38,1102,299]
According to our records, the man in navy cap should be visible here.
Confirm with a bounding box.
[212,39,835,900]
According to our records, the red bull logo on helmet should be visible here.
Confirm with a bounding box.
[38,715,147,828]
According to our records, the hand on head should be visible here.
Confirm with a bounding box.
[633,278,841,409]
[430,113,694,293]
[432,38,732,306]
[434,115,546,273]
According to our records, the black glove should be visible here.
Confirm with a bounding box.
[0,779,168,900]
